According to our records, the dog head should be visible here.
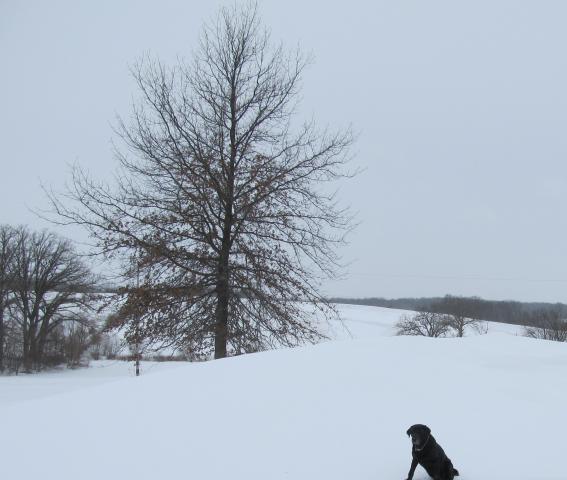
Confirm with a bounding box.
[406,424,431,449]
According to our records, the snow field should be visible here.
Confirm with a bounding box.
[0,305,564,479]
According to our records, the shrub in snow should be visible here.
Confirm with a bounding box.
[395,311,449,338]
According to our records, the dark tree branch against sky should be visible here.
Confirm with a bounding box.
[47,3,354,359]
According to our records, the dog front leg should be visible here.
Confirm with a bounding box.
[405,457,418,480]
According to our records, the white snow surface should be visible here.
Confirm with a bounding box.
[1,304,565,480]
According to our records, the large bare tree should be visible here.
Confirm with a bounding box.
[10,227,97,371]
[49,4,354,359]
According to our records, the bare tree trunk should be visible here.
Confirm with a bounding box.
[22,324,31,371]
[0,225,17,372]
[0,305,4,372]
[213,78,237,360]
[36,315,54,368]
[214,279,229,359]
[24,342,36,372]
[37,330,48,369]
[214,231,231,359]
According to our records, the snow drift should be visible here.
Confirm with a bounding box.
[0,305,565,480]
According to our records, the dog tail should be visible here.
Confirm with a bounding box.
[453,468,460,476]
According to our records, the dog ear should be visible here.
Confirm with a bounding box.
[421,425,431,435]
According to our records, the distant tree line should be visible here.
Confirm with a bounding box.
[0,225,99,374]
[394,296,486,338]
[523,309,567,342]
[329,295,567,328]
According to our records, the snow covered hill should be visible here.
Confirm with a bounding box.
[324,303,522,339]
[1,304,565,480]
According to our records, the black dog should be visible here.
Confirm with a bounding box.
[405,424,459,480]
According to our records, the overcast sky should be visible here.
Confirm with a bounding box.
[2,1,567,302]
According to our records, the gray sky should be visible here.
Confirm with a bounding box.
[2,1,567,302]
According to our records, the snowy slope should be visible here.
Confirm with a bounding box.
[1,305,563,480]
[110,304,521,357]
[326,303,522,339]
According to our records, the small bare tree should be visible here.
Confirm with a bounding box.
[430,295,483,337]
[395,311,449,338]
[91,330,122,360]
[62,322,94,368]
[2,319,23,373]
[48,3,354,359]
[524,309,567,342]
